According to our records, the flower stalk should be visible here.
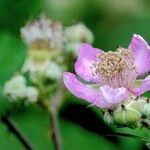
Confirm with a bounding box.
[50,109,61,150]
[49,82,65,150]
[37,80,65,150]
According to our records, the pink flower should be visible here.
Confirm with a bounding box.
[63,34,150,108]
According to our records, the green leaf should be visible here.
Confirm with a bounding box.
[4,106,117,150]
[0,32,26,115]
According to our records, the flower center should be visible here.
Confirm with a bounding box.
[92,47,137,88]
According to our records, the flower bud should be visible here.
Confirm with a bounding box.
[64,23,93,43]
[21,16,65,80]
[45,61,64,80]
[103,111,114,125]
[25,87,38,103]
[4,75,26,101]
[64,23,94,55]
[113,97,143,128]
[4,75,39,104]
[29,60,64,83]
[142,99,150,119]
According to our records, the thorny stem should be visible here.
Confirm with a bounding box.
[0,116,35,150]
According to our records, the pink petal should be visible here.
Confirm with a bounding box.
[129,34,150,76]
[99,86,129,108]
[63,72,129,108]
[133,76,150,96]
[75,43,101,82]
[63,72,101,103]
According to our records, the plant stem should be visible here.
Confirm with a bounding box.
[0,116,35,150]
[50,109,62,150]
[49,83,65,150]
[38,81,65,150]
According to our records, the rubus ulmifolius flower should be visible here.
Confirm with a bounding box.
[21,16,65,83]
[63,34,150,128]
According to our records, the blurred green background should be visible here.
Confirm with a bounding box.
[0,0,150,149]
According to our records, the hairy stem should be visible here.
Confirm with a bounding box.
[0,116,35,150]
[50,109,62,150]
[49,83,65,150]
[38,81,65,150]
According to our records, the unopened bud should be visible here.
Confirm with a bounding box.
[142,99,150,119]
[4,75,39,104]
[29,60,64,83]
[64,23,94,55]
[25,87,38,103]
[103,110,114,125]
[64,23,93,43]
[4,75,26,101]
[113,97,143,128]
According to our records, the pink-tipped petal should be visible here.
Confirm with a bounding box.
[133,76,150,96]
[63,72,101,104]
[63,72,129,108]
[99,86,129,108]
[129,34,150,76]
[75,43,101,82]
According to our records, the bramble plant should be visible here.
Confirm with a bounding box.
[2,13,150,150]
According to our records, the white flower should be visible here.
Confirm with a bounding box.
[64,23,94,55]
[4,75,26,101]
[21,16,63,50]
[25,87,38,103]
[64,42,80,56]
[45,61,63,80]
[4,75,39,104]
[29,60,63,83]
[64,23,93,43]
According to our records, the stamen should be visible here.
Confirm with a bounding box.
[92,47,137,88]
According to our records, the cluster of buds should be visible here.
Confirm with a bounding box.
[21,17,94,83]
[64,23,94,56]
[3,15,95,108]
[4,75,38,104]
[104,96,150,128]
[3,16,67,105]
[21,15,65,84]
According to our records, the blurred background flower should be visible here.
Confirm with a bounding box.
[4,74,39,103]
[64,23,94,55]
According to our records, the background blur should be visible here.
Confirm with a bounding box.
[0,0,150,149]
